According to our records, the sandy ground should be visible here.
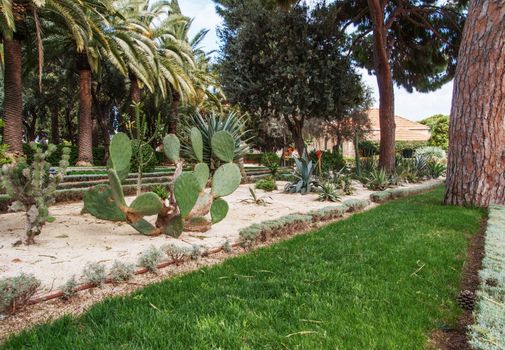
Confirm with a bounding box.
[0,181,383,291]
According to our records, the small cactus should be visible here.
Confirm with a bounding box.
[0,143,69,244]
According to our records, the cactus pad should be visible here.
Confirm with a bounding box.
[84,185,126,221]
[211,131,235,162]
[163,134,180,163]
[193,163,209,191]
[211,163,241,197]
[211,198,229,224]
[129,192,163,216]
[130,219,158,236]
[189,192,213,218]
[108,169,127,207]
[109,132,132,181]
[190,127,204,162]
[174,173,200,218]
[164,215,184,238]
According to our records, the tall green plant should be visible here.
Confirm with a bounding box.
[1,143,70,244]
[284,152,318,194]
[126,102,163,195]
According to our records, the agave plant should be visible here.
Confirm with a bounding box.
[427,161,447,179]
[284,152,319,194]
[181,112,251,169]
[366,168,390,191]
[317,182,340,202]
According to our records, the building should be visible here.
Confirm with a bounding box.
[309,108,431,157]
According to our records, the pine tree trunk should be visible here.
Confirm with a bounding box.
[77,65,94,166]
[444,0,505,207]
[3,36,24,153]
[368,0,396,172]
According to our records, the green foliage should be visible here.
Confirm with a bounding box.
[138,246,163,273]
[261,152,280,176]
[161,243,192,263]
[427,161,446,179]
[163,134,181,163]
[131,140,157,173]
[129,192,163,216]
[317,182,340,202]
[342,198,370,212]
[211,131,236,163]
[312,151,346,176]
[366,169,390,191]
[82,263,106,287]
[420,115,449,150]
[110,133,132,181]
[0,273,40,315]
[152,185,169,200]
[83,185,126,221]
[255,177,277,192]
[174,173,201,218]
[193,163,210,191]
[469,205,505,350]
[110,261,135,283]
[284,153,318,194]
[415,146,446,161]
[182,112,251,167]
[1,143,70,244]
[358,141,379,157]
[0,144,11,166]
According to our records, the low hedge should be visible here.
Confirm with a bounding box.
[369,180,444,203]
[469,205,505,350]
[22,144,107,166]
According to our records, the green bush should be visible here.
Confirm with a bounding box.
[261,152,280,167]
[0,144,12,165]
[244,153,263,164]
[131,140,157,173]
[22,144,107,166]
[358,141,379,157]
[255,177,277,192]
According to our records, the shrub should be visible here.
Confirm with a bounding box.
[138,246,163,272]
[342,198,370,212]
[162,243,192,264]
[222,240,233,253]
[469,205,505,350]
[110,261,135,282]
[61,275,78,300]
[255,177,277,192]
[284,153,319,194]
[311,151,346,176]
[415,146,446,160]
[261,152,280,167]
[358,141,379,157]
[307,205,348,221]
[0,273,40,315]
[427,161,446,179]
[83,263,107,287]
[0,143,12,166]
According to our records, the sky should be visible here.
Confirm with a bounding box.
[179,0,453,121]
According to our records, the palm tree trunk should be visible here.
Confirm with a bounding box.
[169,91,180,135]
[3,36,24,153]
[76,54,93,166]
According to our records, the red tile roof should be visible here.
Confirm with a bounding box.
[365,108,430,142]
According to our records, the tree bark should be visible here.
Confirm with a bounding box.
[77,60,94,166]
[285,115,305,157]
[368,0,396,172]
[3,37,24,153]
[51,106,60,144]
[169,91,180,135]
[444,0,505,207]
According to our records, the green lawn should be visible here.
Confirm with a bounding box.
[1,188,484,349]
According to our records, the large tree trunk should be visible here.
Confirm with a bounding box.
[444,0,505,207]
[169,91,180,135]
[3,36,24,153]
[76,55,94,166]
[368,0,396,172]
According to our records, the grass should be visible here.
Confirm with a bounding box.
[1,188,484,349]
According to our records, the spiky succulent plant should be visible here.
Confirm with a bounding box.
[83,127,242,238]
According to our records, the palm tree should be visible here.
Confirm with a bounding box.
[0,0,111,154]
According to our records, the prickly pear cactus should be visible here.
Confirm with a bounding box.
[0,143,70,244]
[84,133,162,236]
[83,125,243,238]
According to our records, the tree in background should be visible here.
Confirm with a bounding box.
[420,114,449,150]
[444,0,505,207]
[327,0,466,171]
[217,2,368,156]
